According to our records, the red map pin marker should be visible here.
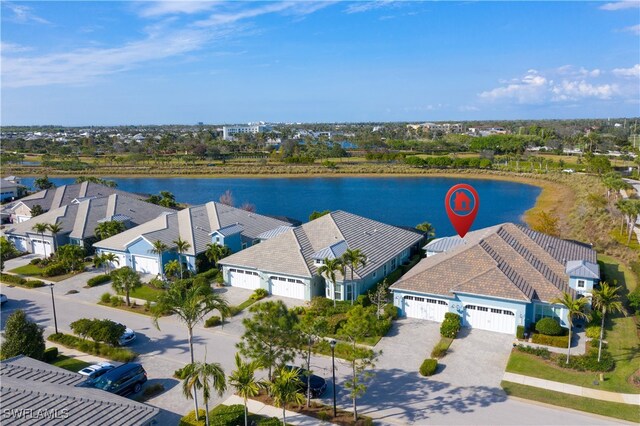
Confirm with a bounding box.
[445,183,480,238]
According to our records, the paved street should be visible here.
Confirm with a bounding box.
[0,284,630,425]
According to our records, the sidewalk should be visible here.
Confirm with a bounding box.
[221,395,338,425]
[502,372,640,405]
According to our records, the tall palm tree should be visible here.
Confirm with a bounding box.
[93,253,106,272]
[416,222,436,243]
[267,366,305,426]
[46,222,63,253]
[149,240,168,279]
[31,223,49,258]
[164,259,181,280]
[111,266,142,306]
[152,284,228,416]
[228,353,262,426]
[182,360,226,425]
[341,248,367,304]
[173,238,191,279]
[592,282,627,362]
[101,252,119,274]
[317,257,344,307]
[205,243,231,269]
[551,292,591,364]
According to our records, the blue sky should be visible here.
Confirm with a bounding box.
[1,1,639,125]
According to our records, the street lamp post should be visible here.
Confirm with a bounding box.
[49,284,58,334]
[330,339,337,418]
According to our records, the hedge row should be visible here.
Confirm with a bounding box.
[87,274,111,287]
[0,273,46,288]
[531,333,569,348]
[419,358,438,376]
[47,333,137,362]
[440,313,462,338]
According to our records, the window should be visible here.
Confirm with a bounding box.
[373,271,377,278]
[241,243,247,249]
[391,258,397,270]
[383,264,387,275]
[577,280,586,289]
[534,304,563,323]
[345,284,353,301]
[216,237,220,243]
[335,286,342,301]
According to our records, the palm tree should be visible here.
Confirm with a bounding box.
[317,257,344,307]
[101,252,119,274]
[111,266,142,306]
[205,243,231,269]
[228,353,262,426]
[31,223,49,258]
[267,366,305,426]
[152,284,229,416]
[149,240,168,279]
[341,248,367,304]
[164,259,181,280]
[551,292,591,364]
[46,222,63,253]
[173,238,191,279]
[592,282,627,362]
[182,360,226,425]
[416,222,436,243]
[93,253,106,271]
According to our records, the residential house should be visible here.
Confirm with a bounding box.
[218,210,423,301]
[93,202,291,276]
[1,356,158,426]
[0,177,26,203]
[390,223,599,335]
[2,194,173,256]
[2,182,141,223]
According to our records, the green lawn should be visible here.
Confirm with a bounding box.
[50,355,91,373]
[120,285,164,302]
[598,254,637,293]
[501,381,639,423]
[10,263,86,282]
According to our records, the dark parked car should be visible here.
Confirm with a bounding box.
[93,363,147,396]
[283,365,327,398]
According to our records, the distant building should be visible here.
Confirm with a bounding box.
[223,123,272,141]
[407,123,464,134]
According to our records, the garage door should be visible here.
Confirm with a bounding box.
[403,295,449,322]
[32,239,50,256]
[228,268,260,290]
[132,255,159,275]
[464,304,516,334]
[270,276,306,300]
[9,236,27,252]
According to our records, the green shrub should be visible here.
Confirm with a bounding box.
[197,268,218,280]
[289,306,306,315]
[174,366,189,379]
[43,346,58,362]
[0,273,27,285]
[535,317,564,336]
[531,332,569,348]
[204,316,221,328]
[440,312,462,338]
[327,313,348,334]
[585,324,601,339]
[419,358,438,376]
[356,294,371,307]
[100,292,112,303]
[179,409,206,426]
[42,263,67,277]
[47,333,137,362]
[383,304,399,320]
[516,325,525,340]
[110,296,124,307]
[208,404,245,425]
[148,277,166,289]
[515,344,551,359]
[430,338,453,359]
[29,258,42,265]
[627,289,640,313]
[228,305,241,316]
[252,288,269,300]
[87,274,111,287]
[308,296,334,315]
[24,280,46,288]
[560,349,615,372]
[376,318,393,336]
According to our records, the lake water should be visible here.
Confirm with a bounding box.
[19,176,540,237]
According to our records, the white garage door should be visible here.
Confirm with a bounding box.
[132,255,159,275]
[10,236,27,252]
[32,239,50,256]
[464,304,516,334]
[270,276,306,300]
[228,268,260,290]
[403,295,449,322]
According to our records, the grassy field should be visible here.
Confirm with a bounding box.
[50,354,91,372]
[123,285,164,302]
[501,381,640,423]
[9,264,81,282]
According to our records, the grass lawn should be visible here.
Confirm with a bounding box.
[98,301,157,317]
[10,264,85,282]
[501,381,639,423]
[598,254,637,293]
[50,354,91,372]
[120,285,164,302]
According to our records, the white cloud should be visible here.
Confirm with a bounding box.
[556,65,601,78]
[0,42,33,54]
[551,80,617,101]
[195,2,333,27]
[599,1,640,11]
[137,1,220,18]
[479,70,548,104]
[612,64,640,77]
[345,0,397,14]
[3,2,51,24]
[622,24,640,34]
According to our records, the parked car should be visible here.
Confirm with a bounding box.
[78,362,115,385]
[118,326,136,346]
[283,365,327,398]
[93,363,147,396]
[0,294,7,305]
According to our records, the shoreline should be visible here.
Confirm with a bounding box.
[14,170,567,229]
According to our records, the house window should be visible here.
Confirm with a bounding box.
[391,258,397,270]
[345,283,353,302]
[216,237,220,243]
[372,271,377,278]
[577,280,586,289]
[335,285,342,301]
[383,264,387,275]
[534,304,563,323]
[241,243,247,249]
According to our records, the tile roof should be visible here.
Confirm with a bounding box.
[219,210,423,280]
[566,260,600,279]
[94,202,291,255]
[391,223,597,303]
[1,356,158,426]
[257,225,295,240]
[312,240,348,260]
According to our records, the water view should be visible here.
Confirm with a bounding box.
[20,176,540,236]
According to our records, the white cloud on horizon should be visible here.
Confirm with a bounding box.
[137,1,220,18]
[599,1,640,11]
[345,1,397,14]
[612,64,640,77]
